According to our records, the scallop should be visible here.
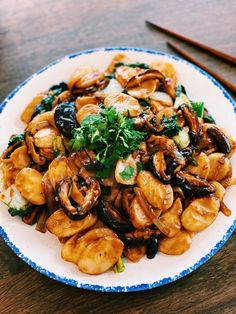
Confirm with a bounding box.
[115,65,143,87]
[75,96,99,111]
[185,152,210,179]
[10,146,31,169]
[46,209,97,237]
[15,168,45,205]
[156,197,183,238]
[159,229,191,255]
[124,245,146,262]
[21,94,46,123]
[48,157,77,189]
[137,170,173,211]
[207,153,231,181]
[76,104,101,124]
[150,61,178,86]
[115,154,138,185]
[104,93,143,117]
[34,127,59,148]
[129,196,153,229]
[78,236,124,275]
[68,64,104,90]
[127,79,157,99]
[181,197,220,232]
[150,91,173,107]
[156,107,176,125]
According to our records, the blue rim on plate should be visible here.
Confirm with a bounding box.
[0,47,235,292]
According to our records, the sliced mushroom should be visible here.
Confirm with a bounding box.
[41,172,59,214]
[180,104,201,143]
[207,125,231,154]
[54,101,78,138]
[137,170,173,211]
[159,229,191,255]
[146,236,159,259]
[149,151,171,184]
[207,153,231,181]
[15,168,45,205]
[119,229,159,246]
[156,107,175,124]
[104,93,143,117]
[57,168,101,220]
[25,131,46,165]
[185,152,210,179]
[127,79,157,99]
[76,104,101,124]
[97,201,133,233]
[68,64,105,90]
[125,69,165,89]
[181,197,220,232]
[115,154,138,185]
[46,209,97,237]
[174,171,215,198]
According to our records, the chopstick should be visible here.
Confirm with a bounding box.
[146,20,236,65]
[167,41,236,93]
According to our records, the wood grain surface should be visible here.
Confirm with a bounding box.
[0,0,235,313]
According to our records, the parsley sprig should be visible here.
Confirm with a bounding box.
[69,107,146,178]
[162,115,182,137]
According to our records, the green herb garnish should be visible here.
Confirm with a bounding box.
[105,73,116,79]
[162,115,182,137]
[203,113,216,124]
[176,84,187,97]
[69,107,146,178]
[119,166,135,180]
[137,162,148,172]
[191,101,204,118]
[49,82,68,96]
[34,95,55,116]
[115,62,149,69]
[8,205,34,217]
[139,99,150,107]
[7,133,24,147]
[113,257,125,273]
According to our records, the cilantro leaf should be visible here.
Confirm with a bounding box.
[8,205,34,217]
[162,115,182,137]
[7,133,24,147]
[137,162,148,172]
[191,101,204,118]
[119,166,135,180]
[69,107,146,178]
[176,84,187,97]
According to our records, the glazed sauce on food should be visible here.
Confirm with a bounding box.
[220,202,231,216]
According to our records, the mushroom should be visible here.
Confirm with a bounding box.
[115,65,144,87]
[150,61,178,86]
[104,93,143,117]
[137,170,173,211]
[54,101,78,138]
[174,171,215,198]
[97,201,133,233]
[181,196,220,232]
[149,151,171,184]
[119,229,159,246]
[146,236,159,259]
[207,125,231,154]
[125,69,165,89]
[46,208,97,237]
[25,131,46,165]
[57,168,101,220]
[180,104,201,143]
[41,172,59,214]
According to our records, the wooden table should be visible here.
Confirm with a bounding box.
[0,1,235,313]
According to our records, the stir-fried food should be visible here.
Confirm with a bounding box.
[0,54,235,275]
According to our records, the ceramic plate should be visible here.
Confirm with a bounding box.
[0,47,235,292]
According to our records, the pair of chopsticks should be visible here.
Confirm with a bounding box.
[146,20,236,93]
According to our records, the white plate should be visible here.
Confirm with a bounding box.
[0,47,235,292]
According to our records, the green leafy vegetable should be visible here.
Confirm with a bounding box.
[119,166,135,180]
[115,62,149,69]
[49,82,68,96]
[203,113,216,124]
[113,257,125,273]
[105,73,116,79]
[191,101,204,118]
[162,115,182,137]
[188,156,198,166]
[176,84,187,97]
[53,136,65,157]
[7,133,24,147]
[139,99,150,107]
[8,205,34,217]
[69,107,146,178]
[34,95,55,116]
[137,162,148,172]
